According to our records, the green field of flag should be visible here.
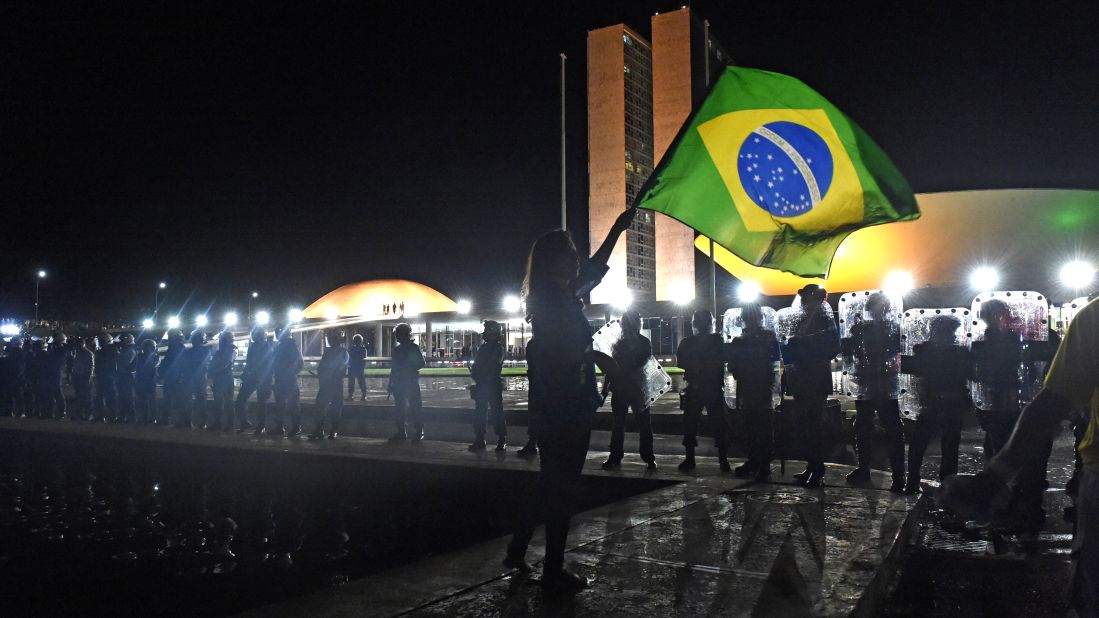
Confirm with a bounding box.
[635,66,919,277]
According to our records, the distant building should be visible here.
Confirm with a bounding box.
[587,8,729,305]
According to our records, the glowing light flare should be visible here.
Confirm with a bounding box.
[323,307,339,321]
[37,270,46,278]
[255,311,270,326]
[669,281,695,306]
[1060,260,1095,289]
[1,324,21,336]
[737,281,762,304]
[158,282,167,289]
[223,312,239,327]
[502,295,522,313]
[969,266,1000,291]
[882,271,915,296]
[167,315,181,329]
[456,299,472,314]
[612,290,634,311]
[195,314,209,328]
[142,318,155,329]
[288,308,304,322]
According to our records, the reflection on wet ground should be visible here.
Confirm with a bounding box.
[0,436,656,616]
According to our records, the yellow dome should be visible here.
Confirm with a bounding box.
[303,279,457,319]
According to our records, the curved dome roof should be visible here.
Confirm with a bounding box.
[304,279,457,319]
[700,189,1099,295]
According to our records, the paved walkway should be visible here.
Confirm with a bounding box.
[0,417,921,617]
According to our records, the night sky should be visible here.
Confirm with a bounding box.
[4,1,1098,321]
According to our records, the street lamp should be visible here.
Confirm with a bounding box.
[34,270,46,322]
[224,312,239,327]
[456,299,472,314]
[502,295,521,313]
[155,282,167,317]
[255,310,270,326]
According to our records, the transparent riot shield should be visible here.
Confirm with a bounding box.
[898,307,970,420]
[722,307,782,408]
[591,319,673,406]
[722,306,778,342]
[969,291,1050,411]
[837,290,903,400]
[1060,296,1092,332]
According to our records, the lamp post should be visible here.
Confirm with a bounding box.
[154,281,167,317]
[34,270,46,323]
[248,291,259,319]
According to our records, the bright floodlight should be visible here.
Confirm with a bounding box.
[0,324,20,336]
[737,281,761,304]
[882,271,915,296]
[142,318,154,329]
[167,315,181,329]
[37,270,46,278]
[158,282,166,289]
[612,290,634,311]
[669,281,695,306]
[456,299,472,314]
[288,308,304,322]
[255,310,270,326]
[1060,260,1095,289]
[195,314,209,328]
[969,266,999,291]
[323,307,339,321]
[223,312,239,327]
[502,295,522,313]
[251,291,259,298]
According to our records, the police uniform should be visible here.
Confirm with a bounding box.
[312,340,349,438]
[272,332,304,436]
[388,339,425,440]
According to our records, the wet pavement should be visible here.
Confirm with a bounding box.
[0,410,1080,616]
[0,417,921,617]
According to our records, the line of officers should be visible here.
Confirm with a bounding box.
[0,325,374,440]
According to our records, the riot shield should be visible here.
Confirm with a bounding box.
[591,319,672,406]
[1060,296,1092,332]
[838,290,903,400]
[969,291,1050,411]
[722,307,782,408]
[898,307,970,420]
[722,306,778,342]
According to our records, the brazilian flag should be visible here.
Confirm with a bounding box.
[635,66,919,278]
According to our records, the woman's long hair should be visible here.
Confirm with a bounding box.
[521,230,577,312]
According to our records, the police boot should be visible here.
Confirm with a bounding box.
[411,424,424,443]
[468,436,487,451]
[733,460,759,478]
[678,447,696,471]
[846,467,872,484]
[516,438,538,458]
[495,435,507,452]
[718,448,732,473]
[601,454,622,470]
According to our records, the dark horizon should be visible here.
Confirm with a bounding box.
[4,1,1098,321]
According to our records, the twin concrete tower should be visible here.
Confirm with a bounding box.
[587,8,728,306]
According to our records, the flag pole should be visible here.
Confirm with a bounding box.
[560,53,567,231]
[703,20,717,319]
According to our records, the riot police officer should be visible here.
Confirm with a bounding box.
[207,330,237,430]
[41,333,71,418]
[93,332,119,422]
[843,293,905,491]
[387,322,425,442]
[271,325,304,437]
[1,336,27,417]
[116,333,138,422]
[237,326,275,434]
[469,320,506,451]
[601,310,655,469]
[173,329,210,428]
[727,304,781,481]
[311,330,348,440]
[782,285,840,488]
[675,309,730,471]
[134,338,159,424]
[346,333,367,401]
[159,330,185,425]
[70,336,94,420]
[905,314,973,493]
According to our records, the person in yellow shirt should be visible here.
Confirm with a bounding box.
[943,297,1099,615]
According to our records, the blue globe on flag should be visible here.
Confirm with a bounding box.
[737,121,834,217]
